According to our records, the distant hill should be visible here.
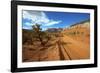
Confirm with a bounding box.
[69,19,90,29]
[46,28,63,32]
[62,19,90,37]
[46,19,90,33]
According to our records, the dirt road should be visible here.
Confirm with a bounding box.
[43,34,90,61]
[23,33,90,62]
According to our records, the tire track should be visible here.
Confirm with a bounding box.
[57,38,72,60]
[57,40,65,60]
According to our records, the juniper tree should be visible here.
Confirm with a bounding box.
[32,24,45,46]
[32,24,51,47]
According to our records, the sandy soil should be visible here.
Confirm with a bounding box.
[22,26,90,62]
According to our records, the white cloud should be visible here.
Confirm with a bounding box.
[23,26,32,29]
[42,28,48,31]
[45,20,61,26]
[24,22,34,26]
[23,10,62,28]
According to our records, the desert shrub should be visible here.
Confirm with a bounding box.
[32,24,51,46]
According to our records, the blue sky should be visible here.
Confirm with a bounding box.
[22,10,90,30]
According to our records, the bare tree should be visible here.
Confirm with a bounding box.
[32,24,45,46]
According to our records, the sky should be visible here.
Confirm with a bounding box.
[22,10,90,30]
